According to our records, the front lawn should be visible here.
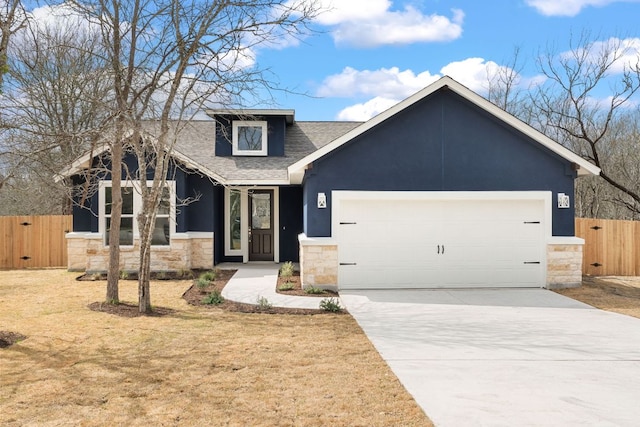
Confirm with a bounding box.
[0,269,429,426]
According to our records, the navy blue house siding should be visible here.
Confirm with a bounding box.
[279,186,304,262]
[71,153,215,235]
[303,89,576,237]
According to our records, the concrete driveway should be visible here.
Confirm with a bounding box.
[340,289,640,427]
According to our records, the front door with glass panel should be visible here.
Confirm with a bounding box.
[249,190,274,261]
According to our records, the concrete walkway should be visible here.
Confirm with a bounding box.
[219,263,334,310]
[341,289,640,427]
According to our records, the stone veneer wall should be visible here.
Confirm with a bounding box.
[298,234,338,291]
[546,237,584,289]
[66,232,214,272]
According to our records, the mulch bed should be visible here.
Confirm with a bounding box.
[0,331,27,348]
[86,269,345,317]
[182,269,343,315]
[77,270,201,281]
[275,272,339,298]
[87,302,177,318]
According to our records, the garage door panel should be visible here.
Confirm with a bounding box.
[337,196,546,290]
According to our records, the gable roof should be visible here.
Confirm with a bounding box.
[287,75,600,184]
[172,120,360,184]
[55,119,361,185]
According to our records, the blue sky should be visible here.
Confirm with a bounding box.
[254,0,640,121]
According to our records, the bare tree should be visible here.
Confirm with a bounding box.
[0,6,112,216]
[68,0,320,312]
[530,32,640,216]
[0,0,28,195]
[0,0,27,89]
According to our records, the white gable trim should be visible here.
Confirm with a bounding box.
[55,130,231,185]
[287,76,600,184]
[54,143,110,182]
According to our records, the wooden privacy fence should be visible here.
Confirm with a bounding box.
[576,218,640,276]
[0,215,72,269]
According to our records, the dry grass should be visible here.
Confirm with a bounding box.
[555,276,640,319]
[0,269,429,427]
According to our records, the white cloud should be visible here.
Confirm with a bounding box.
[525,0,640,17]
[337,96,399,121]
[322,58,527,120]
[309,0,464,47]
[440,58,505,92]
[317,66,439,98]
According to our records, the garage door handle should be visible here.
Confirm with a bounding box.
[437,245,445,254]
[340,262,357,266]
[524,261,540,264]
[437,245,440,254]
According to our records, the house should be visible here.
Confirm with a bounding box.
[59,76,600,290]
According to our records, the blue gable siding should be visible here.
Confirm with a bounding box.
[215,115,286,157]
[71,152,215,234]
[304,89,576,237]
[71,174,98,232]
[279,186,303,262]
[184,174,215,232]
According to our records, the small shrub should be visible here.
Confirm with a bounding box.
[157,271,168,280]
[319,298,342,313]
[256,296,272,310]
[177,269,194,279]
[200,270,217,282]
[91,272,102,281]
[280,261,295,278]
[119,270,129,280]
[196,276,211,291]
[202,290,224,305]
[304,285,325,295]
[277,281,295,291]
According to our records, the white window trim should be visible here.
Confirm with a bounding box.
[224,186,279,263]
[224,187,247,257]
[98,180,176,247]
[232,120,268,156]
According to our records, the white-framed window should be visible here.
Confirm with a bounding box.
[232,121,268,156]
[225,187,245,256]
[100,181,176,246]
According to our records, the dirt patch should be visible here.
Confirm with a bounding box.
[0,331,26,348]
[555,276,640,319]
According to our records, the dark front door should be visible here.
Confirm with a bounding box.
[249,190,274,261]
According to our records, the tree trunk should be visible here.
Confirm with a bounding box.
[106,141,122,304]
[137,206,153,313]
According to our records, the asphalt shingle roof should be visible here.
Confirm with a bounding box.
[154,120,362,183]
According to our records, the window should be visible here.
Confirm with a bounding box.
[225,188,244,255]
[228,189,242,251]
[232,121,268,156]
[100,181,175,246]
[105,187,134,245]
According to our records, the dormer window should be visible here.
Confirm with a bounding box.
[232,121,268,156]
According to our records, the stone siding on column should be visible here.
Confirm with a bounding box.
[299,234,338,291]
[547,238,584,289]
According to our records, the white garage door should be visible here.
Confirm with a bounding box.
[336,193,547,289]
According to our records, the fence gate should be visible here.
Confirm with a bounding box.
[0,215,72,269]
[575,218,640,276]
